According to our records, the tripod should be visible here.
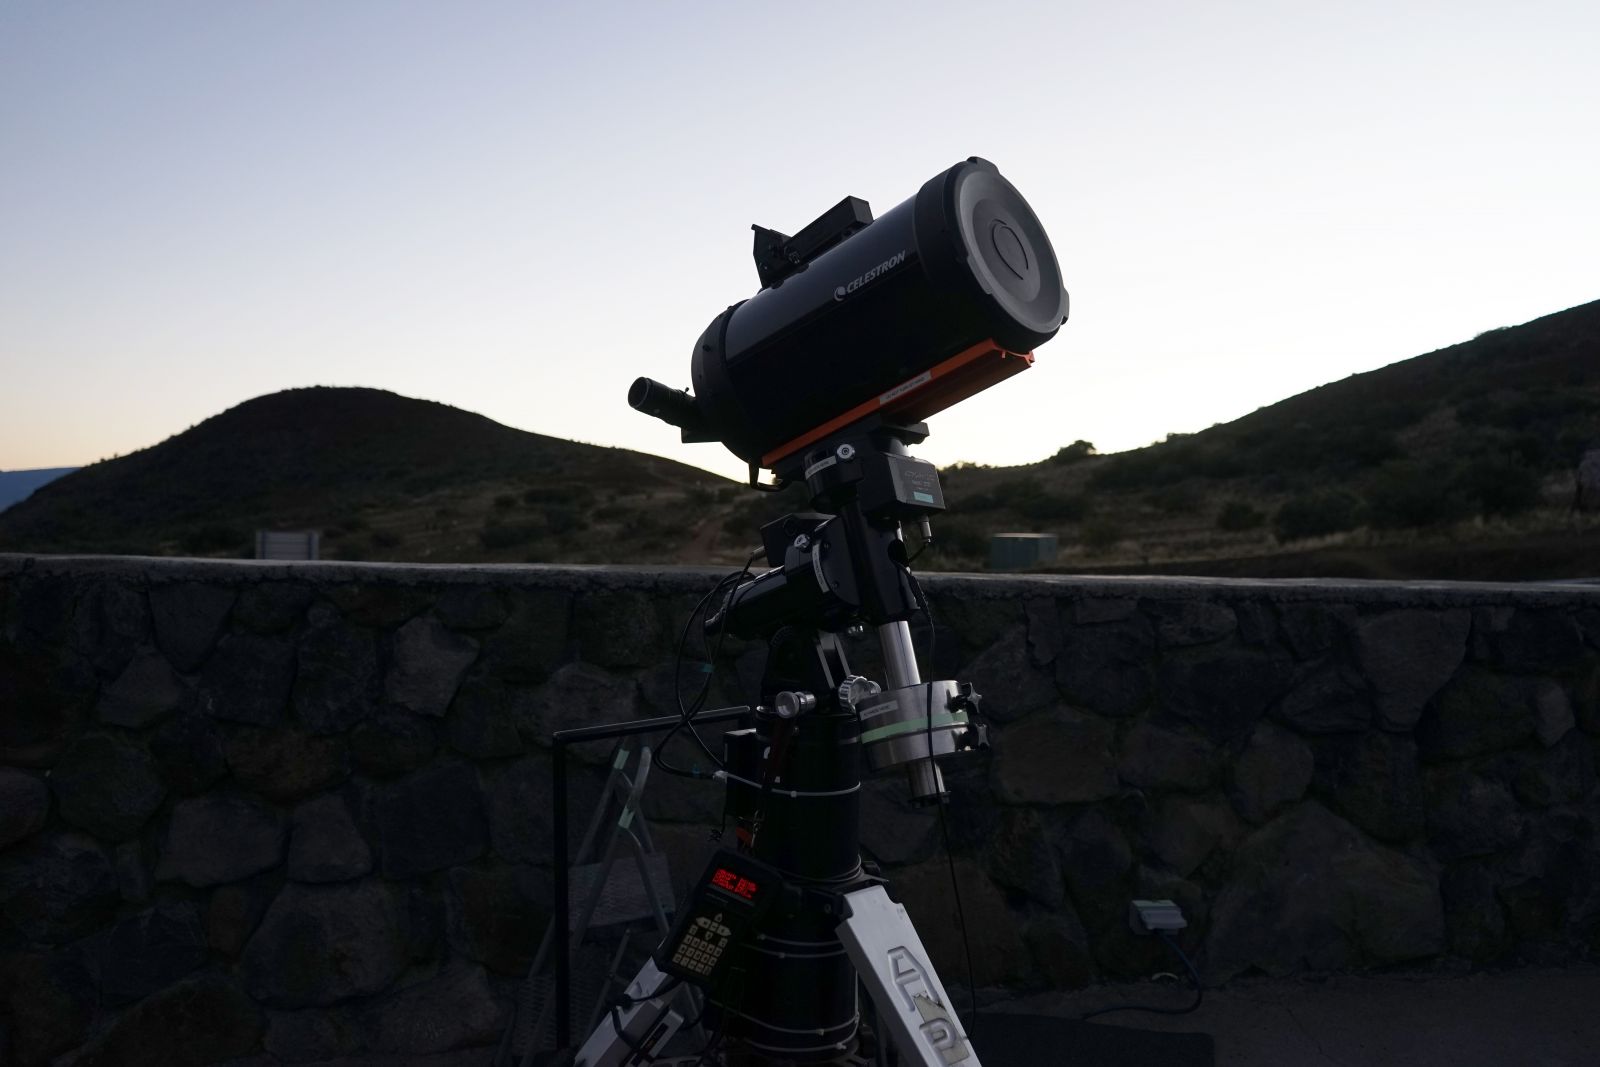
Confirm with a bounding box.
[573,419,989,1067]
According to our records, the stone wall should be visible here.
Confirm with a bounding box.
[1,554,1598,1064]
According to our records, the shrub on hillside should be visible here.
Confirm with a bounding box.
[479,520,541,549]
[932,516,989,559]
[1017,492,1089,522]
[522,485,596,508]
[990,478,1089,521]
[1457,387,1599,435]
[1216,501,1266,531]
[1050,440,1098,465]
[1080,516,1126,553]
[621,511,661,536]
[1273,490,1361,542]
[1148,484,1203,515]
[181,524,246,554]
[545,506,587,535]
[1089,444,1190,490]
[992,477,1041,502]
[1364,462,1472,530]
[1453,455,1543,517]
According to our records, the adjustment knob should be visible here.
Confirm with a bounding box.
[837,675,882,710]
[774,690,816,719]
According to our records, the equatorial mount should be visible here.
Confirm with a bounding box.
[574,427,990,1066]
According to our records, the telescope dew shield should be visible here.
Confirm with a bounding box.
[634,157,1068,469]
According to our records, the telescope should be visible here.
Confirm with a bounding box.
[630,156,1069,481]
[581,158,1069,1067]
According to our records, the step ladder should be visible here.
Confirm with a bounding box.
[494,741,701,1067]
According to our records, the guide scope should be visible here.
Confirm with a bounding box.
[629,157,1069,475]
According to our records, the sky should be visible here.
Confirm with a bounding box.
[3,1,1597,482]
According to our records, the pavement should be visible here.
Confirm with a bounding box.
[211,965,1600,1067]
[989,964,1600,1067]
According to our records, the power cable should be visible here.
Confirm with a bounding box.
[1079,931,1204,1020]
[905,568,979,1039]
[604,975,684,1064]
[656,550,761,779]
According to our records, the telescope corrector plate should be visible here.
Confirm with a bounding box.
[950,164,1067,339]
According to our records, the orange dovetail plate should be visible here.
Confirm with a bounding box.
[760,339,1034,469]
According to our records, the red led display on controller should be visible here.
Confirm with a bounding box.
[711,868,759,901]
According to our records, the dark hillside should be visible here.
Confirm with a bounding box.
[929,298,1600,577]
[0,388,734,561]
[1087,298,1600,492]
[4,299,1597,576]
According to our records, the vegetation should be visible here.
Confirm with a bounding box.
[929,296,1600,576]
[1080,516,1127,554]
[5,296,1599,578]
[1216,501,1265,531]
[0,387,733,563]
[1273,490,1362,543]
[1050,439,1098,465]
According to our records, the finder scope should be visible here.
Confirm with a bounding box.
[630,157,1069,474]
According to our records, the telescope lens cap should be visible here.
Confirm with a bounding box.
[991,221,1030,280]
[952,163,1068,340]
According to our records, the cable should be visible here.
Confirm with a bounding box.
[609,975,683,1008]
[937,796,979,1041]
[605,975,684,1064]
[904,563,979,1040]
[674,569,745,757]
[712,769,861,798]
[689,954,746,1067]
[1079,931,1204,1020]
[657,551,761,779]
[903,567,937,673]
[690,1011,727,1067]
[905,525,934,564]
[657,576,733,776]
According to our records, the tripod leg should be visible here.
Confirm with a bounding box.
[836,887,981,1067]
[572,958,686,1067]
[586,929,636,1041]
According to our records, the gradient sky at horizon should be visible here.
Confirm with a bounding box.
[3,1,1597,482]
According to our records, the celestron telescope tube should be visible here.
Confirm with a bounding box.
[629,156,1069,468]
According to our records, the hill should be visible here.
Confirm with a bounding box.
[4,299,1597,578]
[925,298,1600,578]
[0,468,78,513]
[0,388,737,563]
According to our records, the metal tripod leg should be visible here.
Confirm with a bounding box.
[836,886,981,1067]
[572,958,686,1067]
